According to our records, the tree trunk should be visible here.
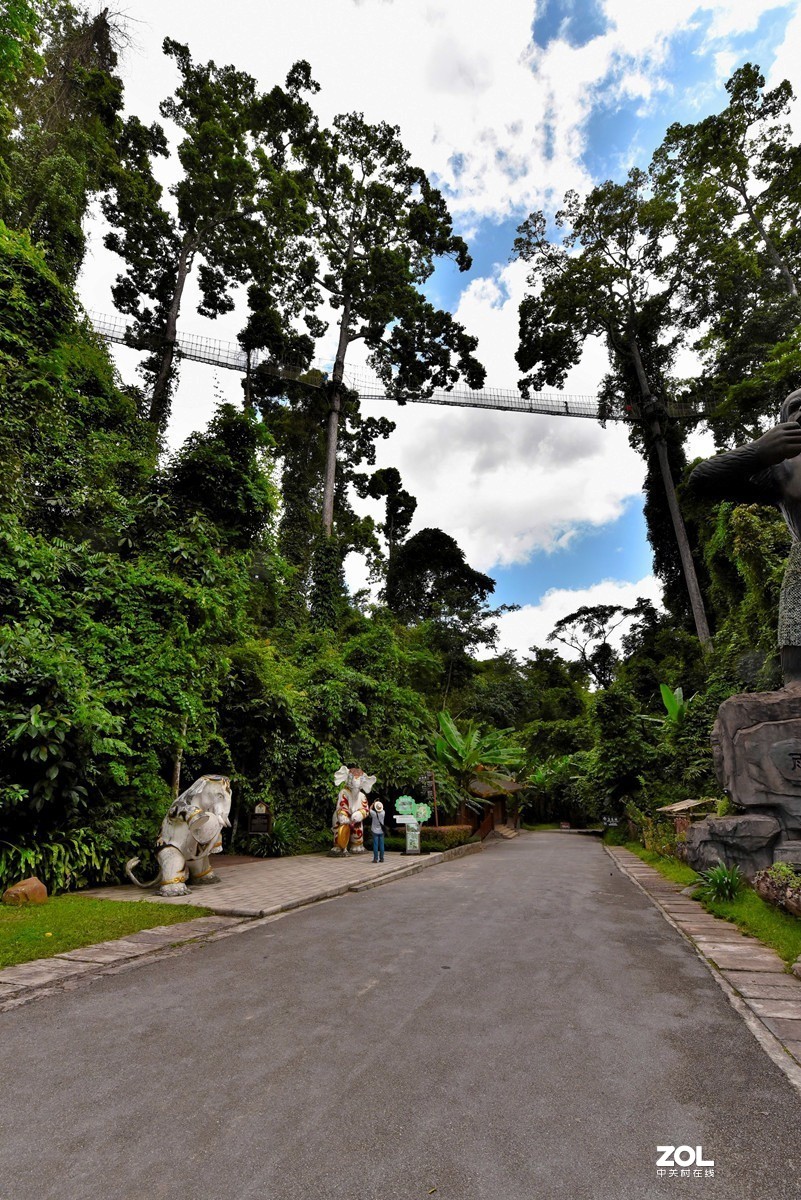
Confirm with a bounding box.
[171,714,189,800]
[629,338,712,648]
[737,184,798,297]
[149,235,196,430]
[321,297,352,537]
[243,351,254,410]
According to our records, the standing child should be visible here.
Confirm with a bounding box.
[370,801,386,863]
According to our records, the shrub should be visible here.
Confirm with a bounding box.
[698,862,743,902]
[764,862,801,883]
[0,828,116,893]
[418,824,473,850]
[603,824,630,846]
[379,824,474,854]
[233,811,306,858]
[641,817,679,857]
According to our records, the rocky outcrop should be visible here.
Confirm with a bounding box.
[680,814,781,878]
[712,686,801,833]
[683,684,801,874]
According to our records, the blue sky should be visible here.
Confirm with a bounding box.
[491,498,653,608]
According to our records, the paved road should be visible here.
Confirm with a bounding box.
[2,834,800,1200]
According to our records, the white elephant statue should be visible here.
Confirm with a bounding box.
[125,775,232,897]
[330,765,377,855]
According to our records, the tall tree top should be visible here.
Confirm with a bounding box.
[305,111,485,399]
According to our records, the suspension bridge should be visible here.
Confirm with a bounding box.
[88,311,696,422]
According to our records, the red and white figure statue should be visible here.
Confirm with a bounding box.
[331,765,377,855]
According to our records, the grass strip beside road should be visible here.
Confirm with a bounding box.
[621,841,801,967]
[701,890,801,967]
[0,895,212,969]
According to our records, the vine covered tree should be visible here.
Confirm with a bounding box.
[3,3,124,281]
[652,63,801,440]
[514,170,711,645]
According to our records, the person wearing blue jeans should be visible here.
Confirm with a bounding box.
[370,801,386,862]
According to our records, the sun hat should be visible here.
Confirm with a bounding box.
[373,801,384,812]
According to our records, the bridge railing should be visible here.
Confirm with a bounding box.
[87,311,699,423]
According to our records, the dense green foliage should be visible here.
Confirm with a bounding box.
[2,13,800,891]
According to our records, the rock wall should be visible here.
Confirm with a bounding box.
[681,685,801,877]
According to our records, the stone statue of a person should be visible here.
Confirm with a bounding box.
[688,387,801,682]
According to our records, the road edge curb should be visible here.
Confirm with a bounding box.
[605,844,801,1098]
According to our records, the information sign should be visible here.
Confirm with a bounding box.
[248,802,271,834]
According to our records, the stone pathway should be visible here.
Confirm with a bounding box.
[84,843,481,916]
[608,846,801,1083]
[0,844,481,1009]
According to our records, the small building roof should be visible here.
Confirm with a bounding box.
[655,798,716,814]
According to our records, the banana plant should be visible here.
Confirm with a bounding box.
[434,710,524,800]
[640,684,692,728]
[659,683,690,726]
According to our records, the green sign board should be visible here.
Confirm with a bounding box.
[396,794,431,824]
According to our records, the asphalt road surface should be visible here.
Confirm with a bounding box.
[2,833,800,1200]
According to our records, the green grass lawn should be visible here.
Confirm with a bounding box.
[0,895,212,969]
[701,890,801,967]
[620,841,801,967]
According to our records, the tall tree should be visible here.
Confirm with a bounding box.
[548,602,647,690]
[0,0,40,196]
[303,113,485,536]
[3,3,124,281]
[103,41,318,432]
[514,170,711,646]
[386,527,495,626]
[652,63,801,440]
[386,526,503,702]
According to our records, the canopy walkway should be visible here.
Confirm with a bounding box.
[88,311,696,422]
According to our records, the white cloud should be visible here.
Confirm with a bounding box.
[359,395,645,571]
[109,0,795,234]
[350,255,645,573]
[489,572,664,659]
[767,6,801,135]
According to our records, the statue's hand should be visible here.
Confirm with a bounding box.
[753,422,801,466]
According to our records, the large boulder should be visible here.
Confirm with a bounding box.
[2,876,48,905]
[712,685,801,834]
[681,814,781,878]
